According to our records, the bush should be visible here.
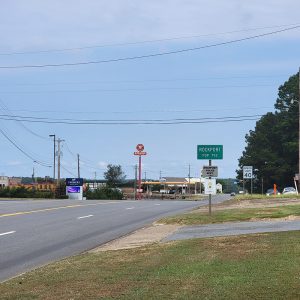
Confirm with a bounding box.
[0,187,54,199]
[85,187,123,200]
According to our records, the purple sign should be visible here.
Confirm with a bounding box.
[67,186,80,193]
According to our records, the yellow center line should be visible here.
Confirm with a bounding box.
[0,201,132,218]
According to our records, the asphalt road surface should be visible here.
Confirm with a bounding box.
[0,195,229,282]
[164,218,300,242]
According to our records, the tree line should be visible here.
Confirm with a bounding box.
[237,72,299,192]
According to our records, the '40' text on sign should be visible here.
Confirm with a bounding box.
[197,145,223,160]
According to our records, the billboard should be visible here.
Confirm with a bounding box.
[67,186,81,193]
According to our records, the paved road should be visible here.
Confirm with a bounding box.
[0,195,229,282]
[164,219,300,242]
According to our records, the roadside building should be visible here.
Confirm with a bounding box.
[9,177,22,187]
[216,183,223,193]
[0,176,9,188]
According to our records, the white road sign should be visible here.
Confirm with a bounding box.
[243,166,253,179]
[204,178,217,195]
[202,166,218,178]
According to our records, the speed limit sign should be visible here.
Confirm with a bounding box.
[243,166,253,179]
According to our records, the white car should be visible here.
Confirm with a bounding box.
[282,187,297,195]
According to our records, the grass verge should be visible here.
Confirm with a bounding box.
[160,204,300,225]
[1,231,300,299]
[234,193,300,201]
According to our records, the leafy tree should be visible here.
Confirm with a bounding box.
[104,164,126,187]
[237,72,299,192]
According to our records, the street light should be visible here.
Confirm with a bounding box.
[49,134,56,181]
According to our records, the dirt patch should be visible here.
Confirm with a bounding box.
[194,197,300,213]
[91,224,181,252]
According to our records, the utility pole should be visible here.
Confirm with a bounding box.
[188,164,191,195]
[57,138,64,184]
[49,134,56,181]
[134,164,137,200]
[94,172,97,189]
[77,154,80,178]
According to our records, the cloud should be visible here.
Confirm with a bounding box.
[98,161,108,168]
[0,0,299,51]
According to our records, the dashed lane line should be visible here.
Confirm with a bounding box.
[0,201,135,218]
[0,231,16,237]
[77,215,94,219]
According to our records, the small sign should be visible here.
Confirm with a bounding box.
[204,178,217,195]
[202,166,218,178]
[197,145,223,160]
[243,166,253,179]
[136,144,145,151]
[134,151,147,156]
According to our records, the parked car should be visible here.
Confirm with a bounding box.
[230,192,236,196]
[282,187,297,195]
[266,188,281,196]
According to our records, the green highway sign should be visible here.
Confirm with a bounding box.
[197,145,223,160]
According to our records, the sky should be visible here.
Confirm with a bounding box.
[0,0,299,180]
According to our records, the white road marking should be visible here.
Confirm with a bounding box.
[154,204,161,206]
[126,207,135,210]
[77,215,94,219]
[0,231,16,237]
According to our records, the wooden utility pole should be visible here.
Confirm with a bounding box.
[77,154,80,178]
[49,134,56,180]
[57,138,64,184]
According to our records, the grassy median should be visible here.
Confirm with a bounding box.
[1,231,300,299]
[160,204,300,225]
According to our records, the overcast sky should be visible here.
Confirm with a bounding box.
[0,1,299,180]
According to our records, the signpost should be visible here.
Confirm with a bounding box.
[134,144,147,200]
[197,145,223,215]
[243,166,253,194]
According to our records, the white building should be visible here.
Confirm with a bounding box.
[0,176,9,188]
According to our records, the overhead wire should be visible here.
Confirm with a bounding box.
[0,98,49,140]
[0,115,261,125]
[0,25,299,69]
[0,127,51,167]
[8,105,272,115]
[0,22,299,56]
[0,74,288,87]
[0,83,276,94]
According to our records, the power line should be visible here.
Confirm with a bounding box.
[0,112,263,122]
[60,164,76,177]
[0,25,299,69]
[0,84,276,94]
[0,115,261,125]
[0,22,299,56]
[9,105,272,115]
[0,74,287,87]
[0,127,51,167]
[0,98,48,140]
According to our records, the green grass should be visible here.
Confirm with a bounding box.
[234,193,300,201]
[160,204,300,225]
[2,231,300,299]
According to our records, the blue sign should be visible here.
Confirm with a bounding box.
[67,186,81,193]
[66,178,83,186]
